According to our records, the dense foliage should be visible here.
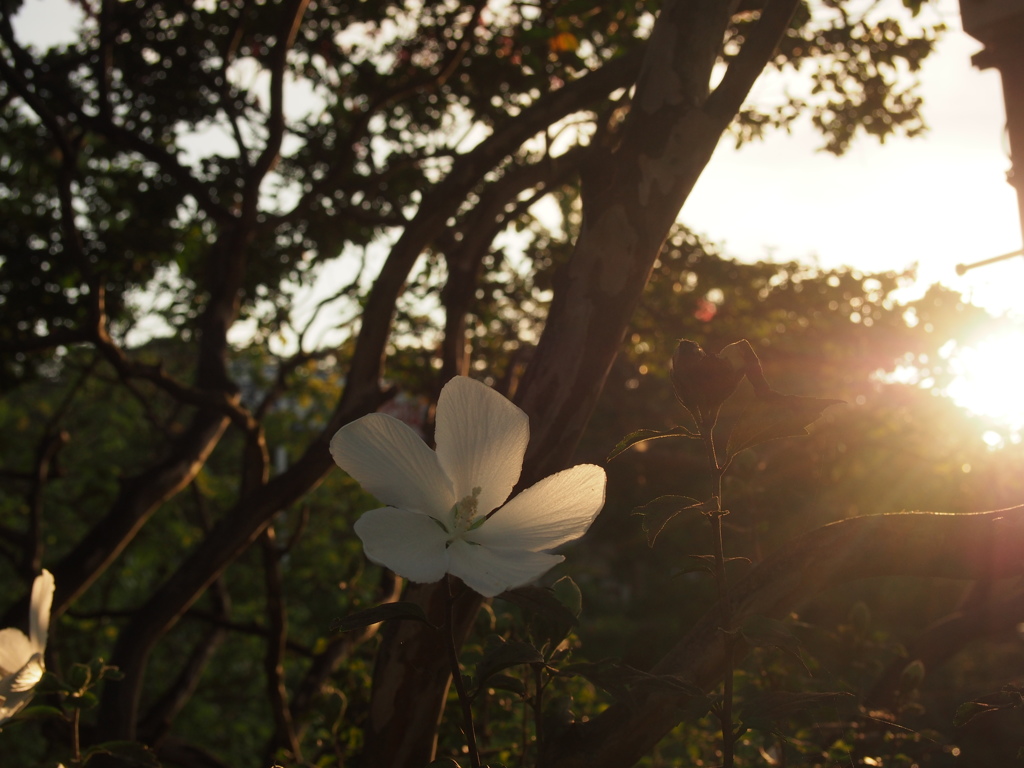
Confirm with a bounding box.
[3,1,1023,767]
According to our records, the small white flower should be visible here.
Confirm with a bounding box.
[0,569,54,725]
[331,376,606,597]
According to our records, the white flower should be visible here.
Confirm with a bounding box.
[330,376,606,597]
[0,569,54,725]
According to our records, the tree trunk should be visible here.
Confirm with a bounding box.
[361,0,804,763]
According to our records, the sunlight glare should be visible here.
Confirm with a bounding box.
[945,329,1024,431]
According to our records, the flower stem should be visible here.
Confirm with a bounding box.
[533,662,545,749]
[445,574,481,768]
[71,705,81,765]
[700,420,737,768]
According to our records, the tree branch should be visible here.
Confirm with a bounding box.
[544,507,1024,768]
[96,381,387,741]
[282,573,402,749]
[439,147,589,383]
[285,47,643,395]
[23,430,68,578]
[138,578,231,745]
[864,580,1024,712]
[92,328,257,432]
[704,0,802,122]
[245,0,310,211]
[357,0,883,761]
[2,409,232,626]
[260,526,302,763]
[94,54,647,746]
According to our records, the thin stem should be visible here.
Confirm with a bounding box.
[699,423,730,616]
[712,508,736,768]
[699,418,737,768]
[72,706,81,764]
[445,575,481,768]
[533,662,545,753]
[519,680,529,768]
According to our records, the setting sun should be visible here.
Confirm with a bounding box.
[946,328,1024,432]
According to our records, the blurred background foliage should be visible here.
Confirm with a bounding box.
[1,0,1021,766]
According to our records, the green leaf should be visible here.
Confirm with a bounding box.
[726,394,844,458]
[673,562,715,577]
[559,660,703,702]
[497,585,579,650]
[631,495,704,546]
[33,671,74,696]
[473,636,544,695]
[100,664,124,681]
[741,690,854,728]
[330,601,432,633]
[954,700,995,728]
[607,426,698,461]
[81,740,160,767]
[67,690,100,710]
[953,689,1024,727]
[685,692,718,720]
[483,673,527,697]
[558,660,636,700]
[552,575,582,619]
[68,662,93,690]
[14,705,67,723]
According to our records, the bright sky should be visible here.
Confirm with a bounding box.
[11,0,1024,429]
[14,0,1021,303]
[685,0,1024,318]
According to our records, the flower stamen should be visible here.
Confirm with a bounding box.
[452,486,483,532]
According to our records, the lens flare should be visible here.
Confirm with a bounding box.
[945,329,1024,432]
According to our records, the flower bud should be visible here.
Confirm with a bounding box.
[670,339,745,427]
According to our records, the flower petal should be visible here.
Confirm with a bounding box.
[434,377,529,516]
[470,464,606,552]
[353,507,451,584]
[29,570,54,654]
[0,629,31,677]
[9,654,44,693]
[0,654,43,725]
[331,413,455,520]
[447,540,564,597]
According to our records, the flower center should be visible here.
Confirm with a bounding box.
[451,486,483,533]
